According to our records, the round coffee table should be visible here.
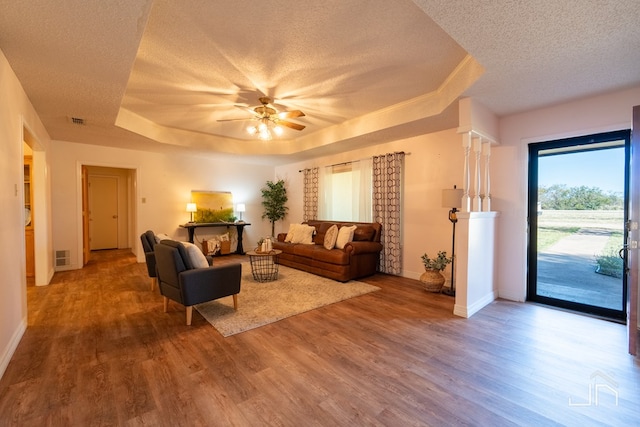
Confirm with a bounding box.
[246,249,282,282]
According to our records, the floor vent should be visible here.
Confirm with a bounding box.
[55,250,71,267]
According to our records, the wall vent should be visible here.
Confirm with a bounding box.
[70,117,86,125]
[55,250,71,267]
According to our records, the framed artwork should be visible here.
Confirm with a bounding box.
[191,191,235,223]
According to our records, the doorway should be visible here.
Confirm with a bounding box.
[83,166,135,256]
[527,130,630,320]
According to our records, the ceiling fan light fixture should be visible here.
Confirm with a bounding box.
[258,128,272,140]
[226,97,305,140]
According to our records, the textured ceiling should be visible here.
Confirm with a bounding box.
[1,0,639,163]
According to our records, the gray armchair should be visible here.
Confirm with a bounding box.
[140,230,158,291]
[154,239,242,325]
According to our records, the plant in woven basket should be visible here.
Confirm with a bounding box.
[421,251,452,271]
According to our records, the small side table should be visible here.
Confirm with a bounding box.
[246,249,282,282]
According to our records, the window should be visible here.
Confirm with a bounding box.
[319,159,372,221]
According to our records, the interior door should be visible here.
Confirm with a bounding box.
[89,175,118,250]
[628,106,639,355]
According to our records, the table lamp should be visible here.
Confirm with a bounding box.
[236,203,246,221]
[186,203,197,223]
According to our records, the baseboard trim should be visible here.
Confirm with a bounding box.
[0,316,27,380]
[454,291,497,318]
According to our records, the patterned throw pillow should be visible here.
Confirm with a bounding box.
[323,224,339,250]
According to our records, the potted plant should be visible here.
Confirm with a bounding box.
[261,179,288,237]
[420,251,452,292]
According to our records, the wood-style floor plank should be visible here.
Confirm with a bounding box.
[0,249,638,426]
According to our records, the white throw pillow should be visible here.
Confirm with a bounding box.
[335,225,357,249]
[292,224,315,244]
[285,223,301,242]
[323,224,339,250]
[180,242,209,269]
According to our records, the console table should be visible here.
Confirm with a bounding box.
[179,222,250,255]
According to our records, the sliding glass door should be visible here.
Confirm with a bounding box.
[527,130,630,320]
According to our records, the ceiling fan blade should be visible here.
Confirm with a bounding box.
[278,110,305,119]
[216,117,251,122]
[276,120,306,131]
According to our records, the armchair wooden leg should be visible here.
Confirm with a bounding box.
[186,306,193,325]
[163,296,168,313]
[232,294,238,310]
[150,277,157,292]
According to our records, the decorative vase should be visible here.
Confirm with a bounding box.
[420,268,445,292]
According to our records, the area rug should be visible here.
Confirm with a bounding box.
[195,263,380,337]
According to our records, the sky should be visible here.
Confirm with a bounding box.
[538,147,625,194]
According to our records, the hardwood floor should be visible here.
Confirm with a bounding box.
[1,249,638,426]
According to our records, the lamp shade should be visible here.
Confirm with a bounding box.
[442,188,463,209]
[186,203,197,213]
[236,203,246,213]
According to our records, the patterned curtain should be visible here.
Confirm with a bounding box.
[303,167,319,221]
[373,152,404,275]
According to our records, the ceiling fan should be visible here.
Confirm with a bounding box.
[218,97,306,139]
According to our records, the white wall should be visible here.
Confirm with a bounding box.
[0,49,53,378]
[50,141,276,268]
[275,128,464,281]
[493,85,640,301]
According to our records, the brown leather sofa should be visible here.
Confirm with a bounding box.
[273,220,383,282]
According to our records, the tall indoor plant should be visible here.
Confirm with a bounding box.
[261,179,288,237]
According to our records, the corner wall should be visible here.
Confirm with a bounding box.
[0,49,52,379]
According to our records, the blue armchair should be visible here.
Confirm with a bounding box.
[140,230,158,291]
[154,239,242,325]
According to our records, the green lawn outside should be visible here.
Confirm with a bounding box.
[537,210,624,251]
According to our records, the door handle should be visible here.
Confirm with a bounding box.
[112,215,118,219]
[618,245,627,259]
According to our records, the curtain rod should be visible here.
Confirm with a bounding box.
[299,151,409,172]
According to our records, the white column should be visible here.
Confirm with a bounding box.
[482,141,491,212]
[461,132,471,212]
[472,137,482,212]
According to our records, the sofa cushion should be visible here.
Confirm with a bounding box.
[323,224,339,250]
[353,225,376,241]
[335,225,357,249]
[292,243,320,258]
[312,247,349,265]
